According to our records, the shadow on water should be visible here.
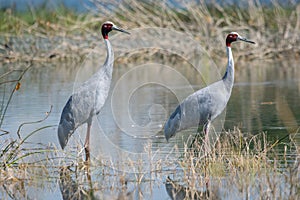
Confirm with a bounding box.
[165,176,215,200]
[59,165,96,200]
[59,166,89,200]
[59,165,134,200]
[59,165,216,200]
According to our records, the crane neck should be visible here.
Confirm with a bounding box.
[101,39,114,77]
[222,46,234,91]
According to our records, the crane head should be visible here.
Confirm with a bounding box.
[226,32,255,47]
[101,21,130,39]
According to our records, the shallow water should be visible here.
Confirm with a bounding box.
[0,51,299,199]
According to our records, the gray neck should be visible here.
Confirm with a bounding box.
[99,39,114,77]
[222,46,234,92]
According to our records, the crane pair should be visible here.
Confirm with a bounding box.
[58,21,255,161]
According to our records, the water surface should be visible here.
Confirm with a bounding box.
[0,55,299,199]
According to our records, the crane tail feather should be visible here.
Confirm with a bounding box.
[58,97,76,149]
[58,123,74,149]
[164,105,181,141]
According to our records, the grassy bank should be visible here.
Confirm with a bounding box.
[0,0,300,63]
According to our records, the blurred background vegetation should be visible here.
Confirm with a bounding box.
[1,0,300,64]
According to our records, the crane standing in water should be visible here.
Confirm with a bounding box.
[164,32,255,142]
[58,21,130,161]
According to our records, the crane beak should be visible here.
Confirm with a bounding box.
[112,26,130,35]
[238,36,255,44]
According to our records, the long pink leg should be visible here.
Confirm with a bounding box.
[203,121,211,153]
[84,122,91,162]
[203,121,211,189]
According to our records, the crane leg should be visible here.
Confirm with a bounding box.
[203,121,211,191]
[203,121,211,153]
[84,121,92,162]
[190,121,211,150]
[203,121,211,135]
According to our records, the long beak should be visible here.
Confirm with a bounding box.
[112,26,130,35]
[238,36,255,44]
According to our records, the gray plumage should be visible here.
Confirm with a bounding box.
[57,22,130,161]
[164,32,255,141]
[58,39,113,149]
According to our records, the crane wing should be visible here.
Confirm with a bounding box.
[58,96,76,149]
[164,80,230,141]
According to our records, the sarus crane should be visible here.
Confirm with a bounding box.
[58,21,130,161]
[164,32,255,142]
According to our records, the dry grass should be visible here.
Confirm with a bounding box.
[0,0,299,199]
[165,128,300,199]
[1,0,300,63]
[0,124,299,199]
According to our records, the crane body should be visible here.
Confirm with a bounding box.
[58,22,130,161]
[164,32,254,141]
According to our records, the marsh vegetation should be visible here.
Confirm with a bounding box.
[0,0,299,199]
